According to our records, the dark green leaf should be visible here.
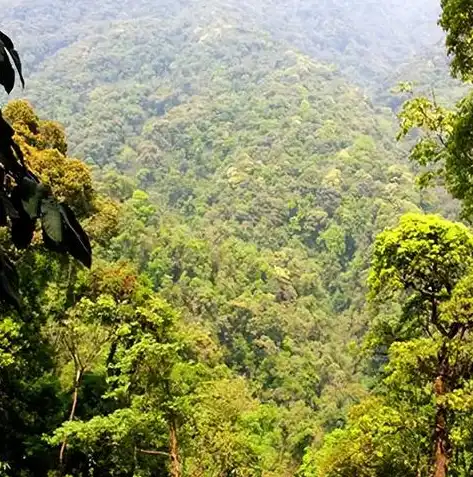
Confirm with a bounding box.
[0,31,24,90]
[0,45,15,94]
[3,196,19,220]
[41,198,63,243]
[9,187,35,249]
[0,113,26,176]
[0,193,18,226]
[11,215,35,249]
[42,226,63,252]
[0,252,20,310]
[0,197,7,226]
[19,176,45,219]
[60,204,92,268]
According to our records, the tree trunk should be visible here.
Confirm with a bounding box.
[433,388,448,477]
[59,367,83,469]
[432,347,450,477]
[169,416,182,477]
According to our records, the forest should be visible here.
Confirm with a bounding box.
[1,0,473,476]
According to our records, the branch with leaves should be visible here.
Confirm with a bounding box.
[0,30,91,310]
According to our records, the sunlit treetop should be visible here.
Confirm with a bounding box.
[0,30,92,310]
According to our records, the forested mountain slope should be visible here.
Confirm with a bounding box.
[376,42,468,109]
[0,0,466,475]
[8,3,449,318]
[1,0,442,85]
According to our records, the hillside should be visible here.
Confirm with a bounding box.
[0,0,466,476]
[1,0,442,85]
[12,8,448,301]
[375,41,468,109]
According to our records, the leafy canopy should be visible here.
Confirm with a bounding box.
[0,30,91,309]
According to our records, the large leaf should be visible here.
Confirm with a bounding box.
[60,204,92,268]
[0,45,15,94]
[9,185,35,249]
[0,196,6,227]
[0,194,18,226]
[0,31,24,93]
[0,252,20,310]
[0,113,26,176]
[2,196,19,220]
[41,198,63,244]
[42,226,63,253]
[11,214,35,249]
[40,200,92,267]
[19,176,45,219]
[0,111,14,138]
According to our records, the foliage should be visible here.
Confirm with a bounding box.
[1,1,472,477]
[311,214,473,477]
[440,0,473,82]
[0,31,91,310]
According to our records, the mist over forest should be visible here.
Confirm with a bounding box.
[0,1,473,476]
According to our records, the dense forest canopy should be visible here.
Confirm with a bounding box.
[2,0,473,476]
[0,0,442,83]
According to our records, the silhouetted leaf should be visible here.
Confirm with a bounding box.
[41,198,62,243]
[10,184,35,248]
[0,252,20,310]
[0,31,24,92]
[11,214,35,249]
[0,46,15,94]
[0,193,18,226]
[2,196,19,220]
[0,112,14,137]
[0,196,7,227]
[61,204,92,268]
[0,112,26,176]
[0,150,18,175]
[19,176,45,219]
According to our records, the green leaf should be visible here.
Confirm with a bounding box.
[60,203,92,268]
[2,196,19,220]
[0,252,20,310]
[19,176,47,219]
[0,31,24,92]
[0,45,15,94]
[41,198,63,243]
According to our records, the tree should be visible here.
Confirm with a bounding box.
[307,213,473,477]
[45,298,115,468]
[0,30,91,309]
[48,294,184,476]
[440,0,473,82]
[301,397,428,477]
[369,213,473,477]
[397,1,473,220]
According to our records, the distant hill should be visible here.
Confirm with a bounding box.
[375,41,468,109]
[0,4,461,475]
[1,0,442,86]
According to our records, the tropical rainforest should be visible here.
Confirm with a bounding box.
[1,0,473,476]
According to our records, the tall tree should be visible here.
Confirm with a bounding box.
[307,213,473,477]
[369,213,473,476]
